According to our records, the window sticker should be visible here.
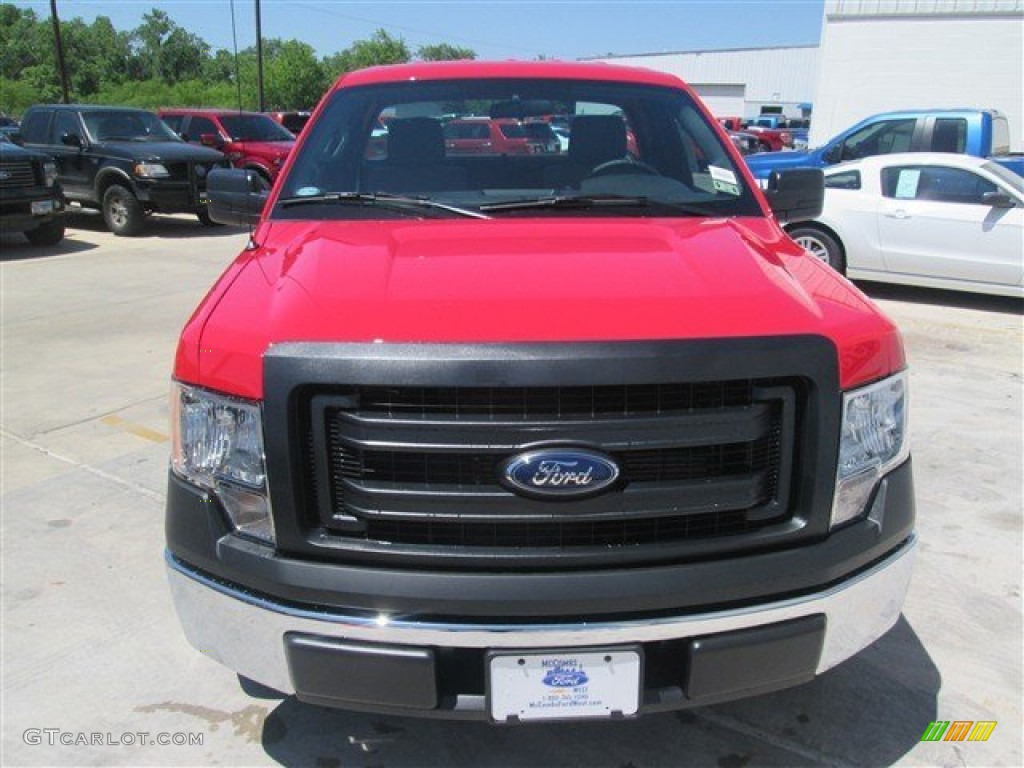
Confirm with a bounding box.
[894,169,921,199]
[709,165,740,195]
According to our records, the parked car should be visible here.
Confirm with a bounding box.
[267,110,312,135]
[786,153,1022,297]
[746,109,1024,181]
[443,117,558,155]
[159,108,296,184]
[0,136,65,245]
[18,104,225,236]
[174,59,916,723]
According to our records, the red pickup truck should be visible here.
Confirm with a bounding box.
[159,108,296,184]
[167,60,915,723]
[742,122,794,152]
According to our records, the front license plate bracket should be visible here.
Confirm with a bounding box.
[487,646,642,723]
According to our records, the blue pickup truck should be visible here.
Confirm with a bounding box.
[746,109,1024,180]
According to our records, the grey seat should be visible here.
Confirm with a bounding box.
[363,117,467,193]
[544,115,628,189]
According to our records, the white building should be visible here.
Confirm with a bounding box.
[588,1,1023,151]
[586,46,819,121]
[812,0,1023,149]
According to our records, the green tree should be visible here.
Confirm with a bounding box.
[323,29,411,80]
[131,9,207,83]
[417,43,475,62]
[263,39,327,109]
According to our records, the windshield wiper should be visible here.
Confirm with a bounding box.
[277,192,489,219]
[479,194,649,212]
[479,194,720,217]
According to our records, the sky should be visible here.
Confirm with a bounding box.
[9,0,827,61]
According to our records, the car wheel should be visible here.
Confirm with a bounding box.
[196,209,224,227]
[102,184,145,236]
[24,218,65,247]
[789,226,846,273]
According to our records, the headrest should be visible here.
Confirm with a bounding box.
[386,117,446,164]
[569,115,628,164]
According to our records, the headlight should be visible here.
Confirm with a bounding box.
[170,382,274,543]
[831,371,909,528]
[134,162,170,178]
[43,161,58,187]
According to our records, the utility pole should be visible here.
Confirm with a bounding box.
[255,0,265,111]
[50,0,70,103]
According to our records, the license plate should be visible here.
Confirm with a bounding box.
[488,648,641,722]
[31,200,54,215]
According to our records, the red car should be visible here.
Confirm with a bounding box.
[443,117,557,155]
[172,60,914,722]
[159,108,296,183]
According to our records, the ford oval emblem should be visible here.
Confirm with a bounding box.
[500,447,620,500]
[542,667,589,688]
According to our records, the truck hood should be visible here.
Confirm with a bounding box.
[95,140,224,163]
[183,217,902,397]
[744,149,821,178]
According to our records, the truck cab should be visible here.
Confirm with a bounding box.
[746,108,1024,180]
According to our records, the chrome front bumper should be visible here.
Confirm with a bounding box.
[166,535,916,700]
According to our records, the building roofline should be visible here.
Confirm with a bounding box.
[579,43,820,61]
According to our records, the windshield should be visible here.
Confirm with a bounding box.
[276,77,760,220]
[83,110,181,142]
[220,114,295,142]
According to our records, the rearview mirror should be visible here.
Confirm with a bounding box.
[763,168,824,224]
[206,168,267,226]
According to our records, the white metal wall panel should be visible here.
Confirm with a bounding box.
[812,12,1024,149]
[827,0,1023,16]
[691,84,746,118]
[587,47,819,119]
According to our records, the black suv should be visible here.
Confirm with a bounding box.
[0,135,65,246]
[18,105,226,236]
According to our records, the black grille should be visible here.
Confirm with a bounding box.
[352,381,754,418]
[0,160,37,190]
[305,380,796,554]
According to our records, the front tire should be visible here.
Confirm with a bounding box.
[102,184,145,236]
[196,209,224,227]
[788,226,845,273]
[24,218,65,246]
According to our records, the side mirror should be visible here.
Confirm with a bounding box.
[981,190,1017,209]
[200,132,224,149]
[206,168,267,226]
[764,168,824,224]
[61,132,83,148]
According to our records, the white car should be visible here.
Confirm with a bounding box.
[786,153,1023,298]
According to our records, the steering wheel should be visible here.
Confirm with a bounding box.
[588,158,661,178]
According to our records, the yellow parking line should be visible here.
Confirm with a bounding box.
[100,415,169,443]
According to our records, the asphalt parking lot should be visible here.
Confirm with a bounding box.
[2,211,1021,767]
